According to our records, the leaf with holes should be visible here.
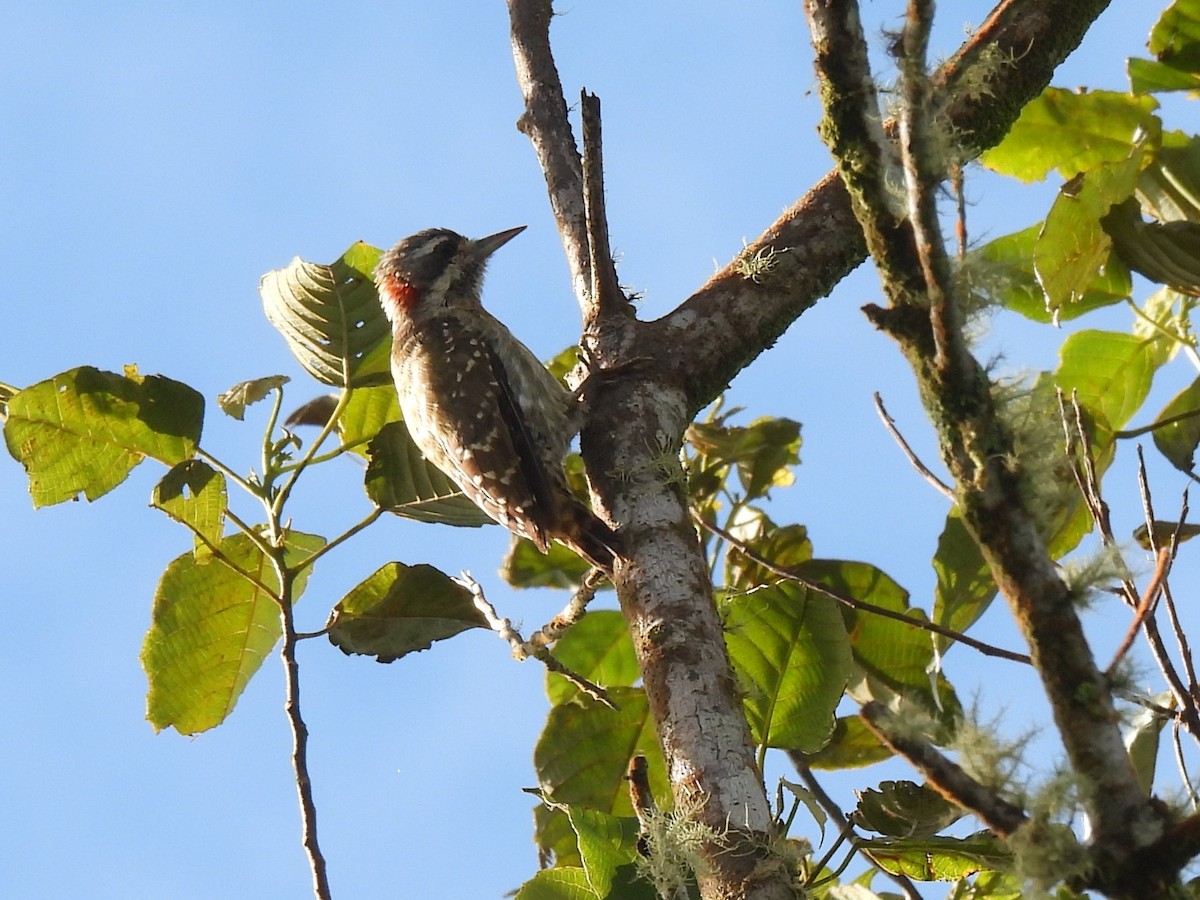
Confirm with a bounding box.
[260,241,392,388]
[4,366,203,507]
[151,459,227,560]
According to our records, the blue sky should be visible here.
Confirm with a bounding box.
[0,2,1185,898]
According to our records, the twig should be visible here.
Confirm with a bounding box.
[288,507,384,575]
[272,563,331,900]
[873,392,954,500]
[790,756,924,900]
[951,165,967,260]
[523,567,605,651]
[1132,449,1200,738]
[579,92,626,321]
[860,702,1028,837]
[506,0,590,307]
[1172,721,1200,809]
[1058,389,1113,544]
[1105,547,1171,677]
[696,514,1031,664]
[456,571,615,708]
[898,0,962,376]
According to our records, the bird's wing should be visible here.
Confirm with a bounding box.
[401,319,558,549]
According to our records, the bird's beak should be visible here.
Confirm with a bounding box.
[470,225,527,260]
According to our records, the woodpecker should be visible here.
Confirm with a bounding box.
[374,226,616,571]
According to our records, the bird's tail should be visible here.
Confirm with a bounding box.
[557,498,619,574]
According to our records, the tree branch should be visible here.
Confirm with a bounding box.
[507,0,590,308]
[860,701,1028,838]
[646,0,1113,418]
[804,0,1164,887]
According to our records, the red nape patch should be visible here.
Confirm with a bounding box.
[380,274,420,311]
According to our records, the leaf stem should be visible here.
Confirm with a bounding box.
[289,507,384,576]
[272,388,352,521]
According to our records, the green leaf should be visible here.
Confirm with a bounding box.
[855,781,963,839]
[1138,133,1200,222]
[859,832,1010,882]
[1103,198,1200,296]
[1124,693,1174,794]
[216,375,289,421]
[1152,376,1200,473]
[799,560,926,683]
[932,511,996,652]
[722,582,852,752]
[546,345,585,383]
[514,867,595,900]
[1148,0,1200,76]
[727,522,813,591]
[1129,57,1200,94]
[535,686,670,818]
[260,241,391,388]
[687,416,802,503]
[364,421,493,526]
[503,536,594,589]
[1055,330,1167,431]
[972,225,1128,323]
[548,611,640,706]
[326,562,486,662]
[980,89,1160,183]
[4,366,203,507]
[1035,152,1146,314]
[568,807,643,898]
[151,459,227,560]
[799,716,892,770]
[340,383,400,457]
[142,530,325,734]
[535,802,584,869]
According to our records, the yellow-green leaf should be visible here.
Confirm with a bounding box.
[4,366,203,507]
[142,531,325,735]
[260,241,391,388]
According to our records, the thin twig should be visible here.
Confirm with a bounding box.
[271,562,331,899]
[860,701,1028,837]
[288,507,384,576]
[874,392,954,500]
[1132,448,1200,738]
[1105,547,1171,677]
[952,165,967,260]
[697,514,1030,664]
[791,756,924,900]
[456,571,615,708]
[523,567,605,651]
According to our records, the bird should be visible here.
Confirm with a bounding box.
[373,226,617,571]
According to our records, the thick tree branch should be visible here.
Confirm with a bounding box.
[509,6,792,898]
[804,0,1166,892]
[649,0,1112,417]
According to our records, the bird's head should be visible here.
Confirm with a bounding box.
[374,225,526,322]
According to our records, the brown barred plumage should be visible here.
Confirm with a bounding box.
[374,227,615,571]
